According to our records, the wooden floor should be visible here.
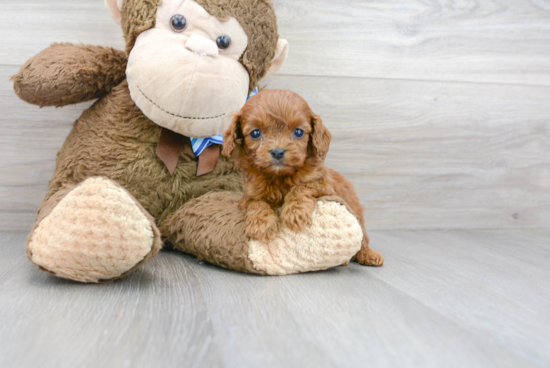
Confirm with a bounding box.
[1,230,549,368]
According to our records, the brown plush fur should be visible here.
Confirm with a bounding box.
[11,43,127,107]
[120,0,278,93]
[161,191,262,274]
[14,51,247,277]
[196,0,279,92]
[45,80,245,227]
[22,74,250,277]
[121,0,163,54]
[223,90,384,266]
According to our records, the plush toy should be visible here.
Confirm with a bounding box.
[12,0,374,283]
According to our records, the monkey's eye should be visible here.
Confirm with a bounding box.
[294,128,305,138]
[170,15,187,32]
[216,36,231,50]
[250,129,261,139]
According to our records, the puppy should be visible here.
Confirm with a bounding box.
[222,90,383,266]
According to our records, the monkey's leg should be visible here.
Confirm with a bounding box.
[162,192,363,275]
[27,177,162,283]
[12,43,127,107]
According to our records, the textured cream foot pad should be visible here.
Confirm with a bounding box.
[248,201,363,275]
[28,178,156,283]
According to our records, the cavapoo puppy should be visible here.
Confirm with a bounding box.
[222,90,384,266]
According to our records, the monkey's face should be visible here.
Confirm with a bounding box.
[126,0,250,138]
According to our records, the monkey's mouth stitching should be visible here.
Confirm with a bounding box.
[138,86,226,120]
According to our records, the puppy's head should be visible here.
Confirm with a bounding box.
[222,90,331,176]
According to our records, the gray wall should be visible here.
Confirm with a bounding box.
[1,0,549,231]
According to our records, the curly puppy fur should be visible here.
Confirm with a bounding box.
[222,90,384,266]
[121,0,278,93]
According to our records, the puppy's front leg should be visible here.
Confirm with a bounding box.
[243,200,280,243]
[280,186,318,233]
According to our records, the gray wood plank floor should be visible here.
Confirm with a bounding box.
[1,230,549,368]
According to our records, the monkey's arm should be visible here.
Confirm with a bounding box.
[12,43,127,107]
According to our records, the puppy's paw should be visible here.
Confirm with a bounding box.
[280,201,314,233]
[354,248,384,267]
[245,215,280,243]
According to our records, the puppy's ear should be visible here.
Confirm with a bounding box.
[310,113,332,158]
[222,112,243,157]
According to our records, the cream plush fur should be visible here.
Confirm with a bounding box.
[248,201,363,275]
[263,39,289,79]
[28,178,158,283]
[105,0,124,24]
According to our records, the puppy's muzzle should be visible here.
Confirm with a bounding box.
[270,148,286,160]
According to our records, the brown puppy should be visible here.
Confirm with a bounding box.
[222,90,384,266]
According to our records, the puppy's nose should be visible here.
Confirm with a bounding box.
[270,148,286,160]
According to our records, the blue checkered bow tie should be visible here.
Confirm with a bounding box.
[157,88,259,176]
[190,134,224,156]
[189,88,259,156]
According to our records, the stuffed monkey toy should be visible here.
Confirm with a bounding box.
[12,0,374,283]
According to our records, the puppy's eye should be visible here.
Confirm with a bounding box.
[216,36,231,50]
[294,128,305,138]
[170,15,187,32]
[250,129,261,139]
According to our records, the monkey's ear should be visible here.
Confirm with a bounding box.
[264,39,289,78]
[310,113,332,158]
[222,113,243,158]
[105,0,124,25]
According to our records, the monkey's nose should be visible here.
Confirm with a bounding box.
[185,34,219,58]
[270,148,286,160]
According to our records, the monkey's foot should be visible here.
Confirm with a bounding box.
[248,199,363,275]
[27,177,162,283]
